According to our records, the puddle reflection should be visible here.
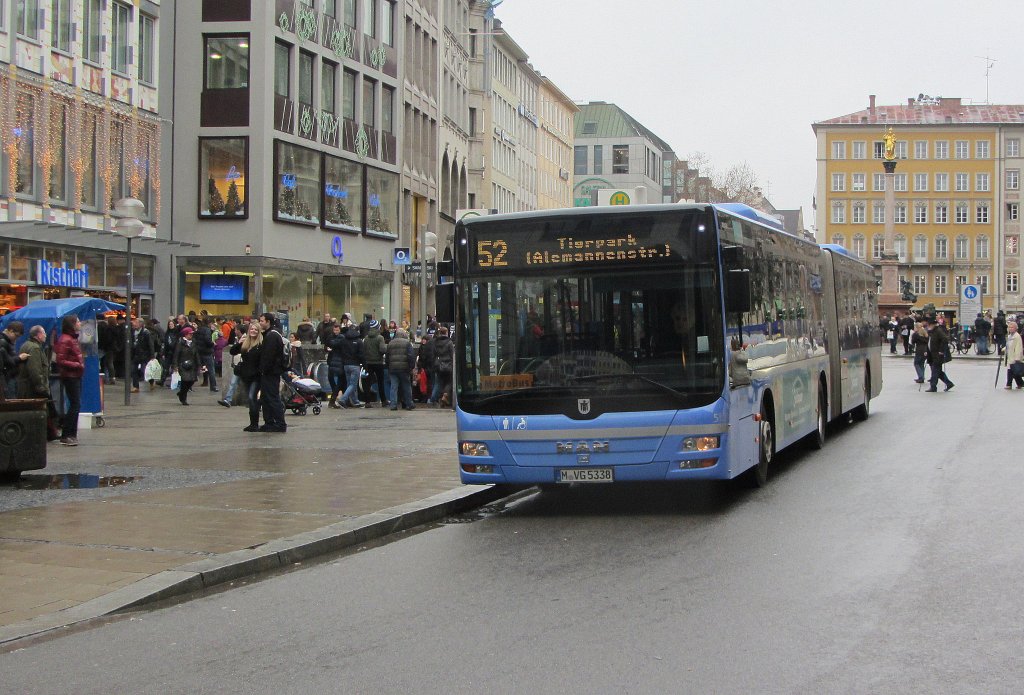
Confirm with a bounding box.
[14,474,142,490]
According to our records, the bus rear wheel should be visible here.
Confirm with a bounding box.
[806,384,826,450]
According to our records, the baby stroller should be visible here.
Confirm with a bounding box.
[282,373,323,415]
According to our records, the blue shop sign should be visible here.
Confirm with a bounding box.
[331,236,344,262]
[37,260,89,289]
[325,184,348,199]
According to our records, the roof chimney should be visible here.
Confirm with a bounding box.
[869,94,876,118]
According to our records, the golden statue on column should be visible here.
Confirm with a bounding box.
[883,127,896,161]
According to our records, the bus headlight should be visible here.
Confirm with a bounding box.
[680,436,719,452]
[460,441,491,456]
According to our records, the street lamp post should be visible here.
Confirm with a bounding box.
[112,198,147,406]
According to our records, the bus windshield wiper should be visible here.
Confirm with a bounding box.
[473,385,571,406]
[569,373,684,397]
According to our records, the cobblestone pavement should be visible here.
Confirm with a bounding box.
[0,382,466,633]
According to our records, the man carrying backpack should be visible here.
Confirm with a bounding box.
[430,326,456,408]
[257,313,288,432]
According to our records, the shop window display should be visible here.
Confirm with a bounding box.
[133,257,154,291]
[199,137,248,218]
[323,154,362,232]
[350,275,391,320]
[275,140,321,225]
[365,166,398,236]
[10,245,41,282]
[106,254,128,291]
[263,268,314,316]
[77,251,105,287]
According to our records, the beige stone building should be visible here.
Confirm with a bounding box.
[537,76,577,210]
[814,95,1024,316]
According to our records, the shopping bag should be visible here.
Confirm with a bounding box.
[144,358,163,382]
[169,371,181,392]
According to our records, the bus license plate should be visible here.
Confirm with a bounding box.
[558,468,614,483]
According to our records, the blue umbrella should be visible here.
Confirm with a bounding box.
[0,297,124,350]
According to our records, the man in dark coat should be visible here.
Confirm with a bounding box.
[0,320,24,398]
[17,325,59,440]
[925,317,955,392]
[315,313,334,345]
[194,318,217,391]
[974,313,992,355]
[97,315,116,384]
[130,318,155,393]
[385,328,415,410]
[899,314,915,355]
[993,310,1008,355]
[257,312,287,432]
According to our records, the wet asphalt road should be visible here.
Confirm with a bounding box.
[3,359,1023,694]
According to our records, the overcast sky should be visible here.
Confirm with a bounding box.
[494,0,1024,231]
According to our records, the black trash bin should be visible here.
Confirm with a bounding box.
[0,398,47,479]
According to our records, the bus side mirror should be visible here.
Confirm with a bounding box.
[725,269,751,314]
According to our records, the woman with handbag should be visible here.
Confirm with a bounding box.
[1004,321,1024,389]
[232,321,264,432]
[171,326,200,405]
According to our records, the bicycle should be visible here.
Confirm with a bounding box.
[954,332,973,355]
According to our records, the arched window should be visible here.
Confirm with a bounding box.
[934,235,948,259]
[440,151,452,216]
[831,234,845,247]
[872,234,885,259]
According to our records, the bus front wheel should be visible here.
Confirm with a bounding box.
[745,406,773,488]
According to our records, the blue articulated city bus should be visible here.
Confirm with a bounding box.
[454,203,881,487]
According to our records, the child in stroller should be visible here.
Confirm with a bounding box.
[282,371,323,415]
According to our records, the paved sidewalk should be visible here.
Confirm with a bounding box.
[882,348,1001,361]
[0,383,491,643]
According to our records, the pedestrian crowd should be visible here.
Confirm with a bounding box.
[164,310,455,429]
[0,308,455,447]
[881,306,1024,393]
[0,316,84,446]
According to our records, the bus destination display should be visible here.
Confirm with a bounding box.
[472,233,679,271]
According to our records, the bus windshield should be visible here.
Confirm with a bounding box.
[456,209,725,418]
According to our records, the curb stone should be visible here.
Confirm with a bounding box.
[0,484,505,646]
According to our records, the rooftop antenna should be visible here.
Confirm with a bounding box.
[976,52,997,104]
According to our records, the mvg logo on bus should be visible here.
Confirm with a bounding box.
[556,441,610,454]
